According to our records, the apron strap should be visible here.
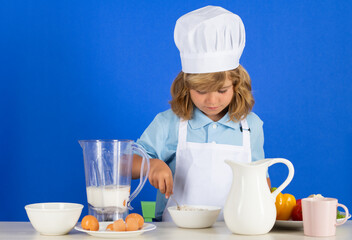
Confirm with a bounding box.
[240,119,252,162]
[178,119,188,148]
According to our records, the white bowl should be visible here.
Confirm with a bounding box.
[25,202,83,235]
[168,205,221,228]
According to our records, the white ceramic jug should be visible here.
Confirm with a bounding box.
[224,158,294,235]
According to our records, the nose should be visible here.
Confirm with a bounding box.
[205,92,218,105]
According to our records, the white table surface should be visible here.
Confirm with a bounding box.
[1,221,351,240]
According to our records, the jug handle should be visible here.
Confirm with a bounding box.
[269,158,295,199]
[127,143,151,210]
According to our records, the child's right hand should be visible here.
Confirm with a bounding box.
[148,158,173,199]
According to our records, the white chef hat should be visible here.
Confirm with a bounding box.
[174,6,246,74]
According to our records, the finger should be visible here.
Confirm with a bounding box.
[158,179,166,195]
[164,175,173,199]
[151,181,158,189]
[149,172,159,189]
[148,176,155,188]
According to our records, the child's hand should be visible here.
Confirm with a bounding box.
[148,158,173,199]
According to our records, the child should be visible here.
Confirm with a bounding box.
[132,5,268,221]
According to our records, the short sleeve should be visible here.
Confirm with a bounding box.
[136,114,166,159]
[136,109,179,162]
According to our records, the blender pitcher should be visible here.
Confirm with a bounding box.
[79,140,150,221]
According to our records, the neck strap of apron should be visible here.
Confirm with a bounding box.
[240,119,252,162]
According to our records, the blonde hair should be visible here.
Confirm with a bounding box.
[169,65,254,122]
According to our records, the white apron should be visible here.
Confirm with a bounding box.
[162,119,252,221]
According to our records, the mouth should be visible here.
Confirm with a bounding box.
[206,106,219,110]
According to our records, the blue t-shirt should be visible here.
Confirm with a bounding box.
[137,107,265,220]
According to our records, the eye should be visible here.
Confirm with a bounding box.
[196,90,207,94]
[218,89,228,94]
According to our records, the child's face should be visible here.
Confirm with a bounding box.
[190,78,234,122]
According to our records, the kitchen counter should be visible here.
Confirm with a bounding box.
[0,221,351,240]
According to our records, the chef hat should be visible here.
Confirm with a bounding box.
[174,6,246,74]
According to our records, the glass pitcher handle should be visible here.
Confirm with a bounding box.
[269,158,295,199]
[127,143,150,210]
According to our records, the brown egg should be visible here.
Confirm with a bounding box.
[113,219,126,231]
[125,213,144,229]
[126,218,139,231]
[81,215,99,231]
[106,223,114,231]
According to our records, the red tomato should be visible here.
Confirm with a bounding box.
[291,203,302,221]
[296,199,302,206]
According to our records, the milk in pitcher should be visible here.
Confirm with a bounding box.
[86,185,130,213]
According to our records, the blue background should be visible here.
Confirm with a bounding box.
[1,0,351,221]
